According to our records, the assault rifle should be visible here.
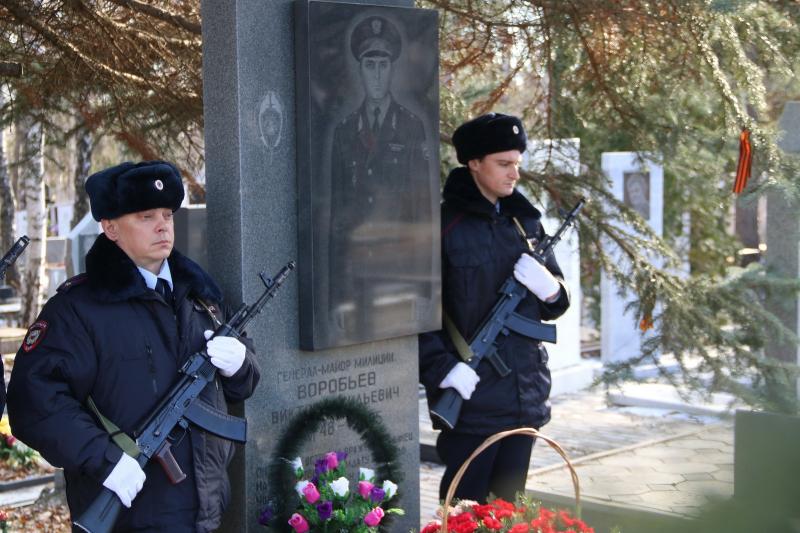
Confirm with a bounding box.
[429,200,585,430]
[74,261,296,533]
[0,236,30,280]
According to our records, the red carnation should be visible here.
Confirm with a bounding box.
[472,504,495,520]
[421,521,441,533]
[482,516,504,530]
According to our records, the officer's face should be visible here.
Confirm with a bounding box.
[468,150,523,204]
[101,208,174,274]
[359,55,392,102]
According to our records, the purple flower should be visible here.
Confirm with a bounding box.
[258,503,274,526]
[314,457,328,476]
[316,500,333,520]
[336,451,348,462]
[370,486,386,503]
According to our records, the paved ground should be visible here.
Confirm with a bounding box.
[418,384,734,528]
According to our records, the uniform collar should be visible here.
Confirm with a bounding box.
[85,233,222,303]
[442,166,541,219]
[137,261,173,291]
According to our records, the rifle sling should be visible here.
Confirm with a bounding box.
[443,312,473,363]
[86,396,140,459]
[512,216,535,252]
[87,296,224,460]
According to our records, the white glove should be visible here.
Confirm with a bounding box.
[439,362,480,400]
[103,453,146,508]
[513,253,560,302]
[204,330,246,377]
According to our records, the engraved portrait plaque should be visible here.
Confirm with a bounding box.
[296,1,441,350]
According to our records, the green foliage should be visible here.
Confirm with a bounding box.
[0,434,39,470]
[426,0,800,413]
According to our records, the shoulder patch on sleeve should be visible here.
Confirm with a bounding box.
[58,273,88,293]
[22,320,48,353]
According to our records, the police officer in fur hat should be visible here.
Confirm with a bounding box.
[8,161,260,532]
[328,15,431,343]
[419,113,571,502]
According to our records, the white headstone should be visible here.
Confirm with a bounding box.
[65,212,101,277]
[600,152,663,363]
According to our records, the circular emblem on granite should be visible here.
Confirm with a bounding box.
[154,179,164,191]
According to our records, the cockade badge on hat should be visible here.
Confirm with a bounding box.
[155,179,164,191]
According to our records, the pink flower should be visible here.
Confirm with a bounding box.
[363,506,385,527]
[325,451,339,470]
[4,435,16,447]
[302,482,320,504]
[288,513,309,533]
[358,480,374,499]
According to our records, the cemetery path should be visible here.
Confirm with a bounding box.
[419,386,733,528]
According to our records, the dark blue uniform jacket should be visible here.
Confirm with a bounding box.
[7,234,260,532]
[419,167,570,434]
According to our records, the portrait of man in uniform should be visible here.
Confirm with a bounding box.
[624,171,650,219]
[295,4,440,349]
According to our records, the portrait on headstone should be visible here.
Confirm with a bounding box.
[624,170,650,219]
[295,1,440,350]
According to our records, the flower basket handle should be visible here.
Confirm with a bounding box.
[441,427,581,531]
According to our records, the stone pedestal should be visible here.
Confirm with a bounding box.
[202,2,421,531]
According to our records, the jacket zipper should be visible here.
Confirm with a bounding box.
[145,343,158,394]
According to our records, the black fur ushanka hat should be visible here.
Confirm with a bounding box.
[452,113,528,164]
[85,160,185,221]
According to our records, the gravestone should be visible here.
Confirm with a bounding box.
[201,1,427,531]
[44,237,67,297]
[64,212,101,277]
[522,138,590,392]
[600,152,663,363]
[765,101,800,400]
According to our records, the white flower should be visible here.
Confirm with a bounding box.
[330,476,349,497]
[290,457,303,475]
[294,480,310,497]
[382,480,398,499]
[359,467,375,481]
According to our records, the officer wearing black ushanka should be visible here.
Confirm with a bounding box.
[329,15,430,339]
[419,113,570,503]
[7,161,260,532]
